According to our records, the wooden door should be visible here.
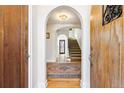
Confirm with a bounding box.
[0,5,28,88]
[90,5,124,88]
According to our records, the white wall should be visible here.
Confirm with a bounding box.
[32,5,90,88]
[32,7,38,88]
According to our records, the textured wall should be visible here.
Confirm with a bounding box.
[90,5,124,88]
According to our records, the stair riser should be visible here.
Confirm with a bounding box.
[71,54,81,55]
[71,59,81,61]
[70,55,81,57]
[70,52,81,53]
[70,48,80,49]
[70,49,81,51]
[71,56,81,58]
[71,53,81,55]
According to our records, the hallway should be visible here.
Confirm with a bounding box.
[45,6,82,88]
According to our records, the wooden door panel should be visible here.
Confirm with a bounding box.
[90,5,123,88]
[0,5,28,88]
[0,6,4,88]
[121,6,124,87]
[4,5,21,88]
[20,6,28,88]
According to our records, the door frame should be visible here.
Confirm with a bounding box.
[45,6,90,88]
[31,5,91,88]
[59,40,65,54]
[28,5,33,88]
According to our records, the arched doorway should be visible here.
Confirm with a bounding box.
[46,6,82,88]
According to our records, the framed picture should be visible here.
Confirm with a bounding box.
[59,40,65,54]
[46,32,50,39]
[102,5,122,25]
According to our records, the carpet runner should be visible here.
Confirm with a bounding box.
[47,63,81,78]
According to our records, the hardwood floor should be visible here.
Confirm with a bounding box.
[47,78,80,88]
[47,60,81,88]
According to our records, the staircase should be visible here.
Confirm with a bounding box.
[68,39,81,62]
[47,78,80,88]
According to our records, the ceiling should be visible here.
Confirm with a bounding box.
[47,6,81,24]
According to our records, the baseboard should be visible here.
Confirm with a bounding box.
[33,80,48,88]
[33,83,39,88]
[80,79,83,88]
[47,59,56,63]
[45,80,48,88]
[80,79,90,88]
[39,80,48,88]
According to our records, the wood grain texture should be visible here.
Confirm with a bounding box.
[0,6,4,88]
[3,5,21,88]
[47,78,80,88]
[0,5,28,88]
[90,5,123,88]
[121,6,124,87]
[20,5,28,88]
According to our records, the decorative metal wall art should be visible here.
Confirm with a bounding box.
[46,32,50,39]
[102,5,122,25]
[59,40,65,54]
